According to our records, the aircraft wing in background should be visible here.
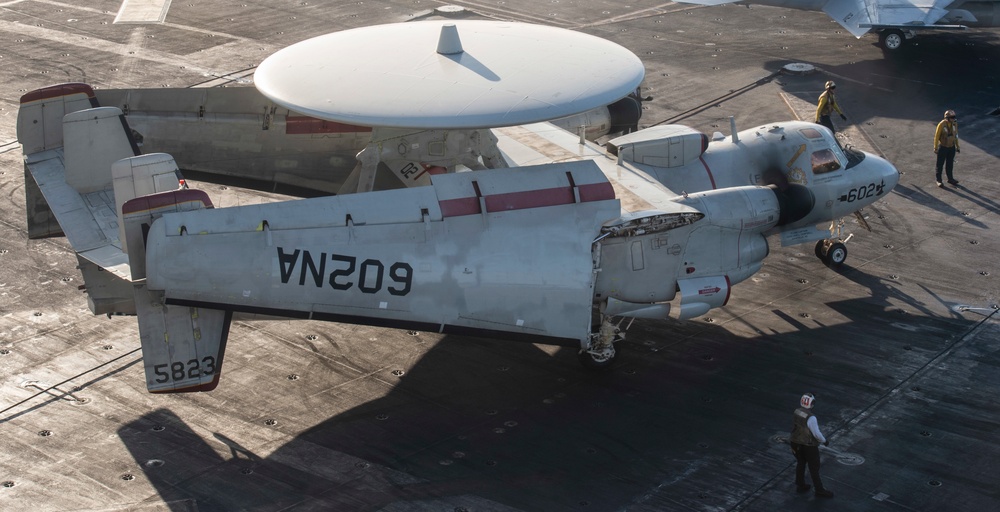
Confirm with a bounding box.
[674,0,963,37]
[835,0,956,35]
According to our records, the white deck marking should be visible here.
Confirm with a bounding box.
[114,0,172,24]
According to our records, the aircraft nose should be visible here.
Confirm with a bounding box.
[874,154,900,192]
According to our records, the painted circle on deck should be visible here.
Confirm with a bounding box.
[254,20,645,129]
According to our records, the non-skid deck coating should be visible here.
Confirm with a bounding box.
[1,1,998,511]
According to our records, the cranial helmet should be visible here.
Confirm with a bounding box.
[944,109,956,119]
[800,393,815,409]
[825,81,836,89]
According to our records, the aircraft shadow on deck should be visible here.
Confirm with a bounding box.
[116,278,982,511]
[890,182,999,225]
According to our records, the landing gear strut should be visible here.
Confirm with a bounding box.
[579,315,624,369]
[813,212,870,268]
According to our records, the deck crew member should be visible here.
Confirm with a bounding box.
[934,109,961,187]
[815,81,846,134]
[791,393,834,498]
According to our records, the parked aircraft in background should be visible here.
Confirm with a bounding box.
[16,20,898,394]
[675,0,1000,51]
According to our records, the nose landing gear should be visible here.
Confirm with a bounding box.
[814,211,871,268]
[815,238,849,268]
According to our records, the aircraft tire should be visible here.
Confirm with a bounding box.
[825,242,848,268]
[815,240,827,260]
[578,345,618,370]
[880,29,905,52]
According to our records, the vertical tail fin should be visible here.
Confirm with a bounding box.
[123,187,232,393]
[112,153,186,255]
[63,106,141,193]
[17,83,100,155]
[133,283,232,393]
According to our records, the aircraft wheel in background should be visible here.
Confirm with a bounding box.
[815,240,827,260]
[880,29,905,51]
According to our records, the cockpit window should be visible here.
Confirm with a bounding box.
[840,144,866,169]
[811,149,842,175]
[800,127,824,140]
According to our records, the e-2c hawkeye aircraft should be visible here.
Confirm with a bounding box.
[675,0,1000,51]
[16,21,898,393]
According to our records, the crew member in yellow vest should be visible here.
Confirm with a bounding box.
[790,393,834,498]
[933,110,961,187]
[815,81,846,134]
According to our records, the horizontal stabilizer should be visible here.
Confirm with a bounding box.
[18,87,148,314]
[76,248,136,316]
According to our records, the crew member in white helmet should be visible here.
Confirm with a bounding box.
[790,393,834,498]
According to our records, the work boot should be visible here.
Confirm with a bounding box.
[948,179,960,186]
[815,489,834,498]
[796,484,812,493]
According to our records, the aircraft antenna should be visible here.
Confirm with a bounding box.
[437,23,463,55]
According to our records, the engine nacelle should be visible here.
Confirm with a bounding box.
[673,185,781,233]
[671,186,776,287]
[593,186,787,321]
[606,125,709,168]
[592,210,702,304]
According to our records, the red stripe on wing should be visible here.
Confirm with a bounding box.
[440,182,615,218]
[285,116,373,134]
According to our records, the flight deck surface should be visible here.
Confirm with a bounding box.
[1,1,998,511]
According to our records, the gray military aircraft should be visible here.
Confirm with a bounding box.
[16,20,898,393]
[675,0,1000,51]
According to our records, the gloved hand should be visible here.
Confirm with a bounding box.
[957,148,961,153]
[823,440,830,447]
[840,114,847,121]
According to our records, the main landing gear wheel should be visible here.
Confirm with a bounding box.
[578,343,618,370]
[815,240,848,268]
[880,29,905,52]
[580,317,624,370]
